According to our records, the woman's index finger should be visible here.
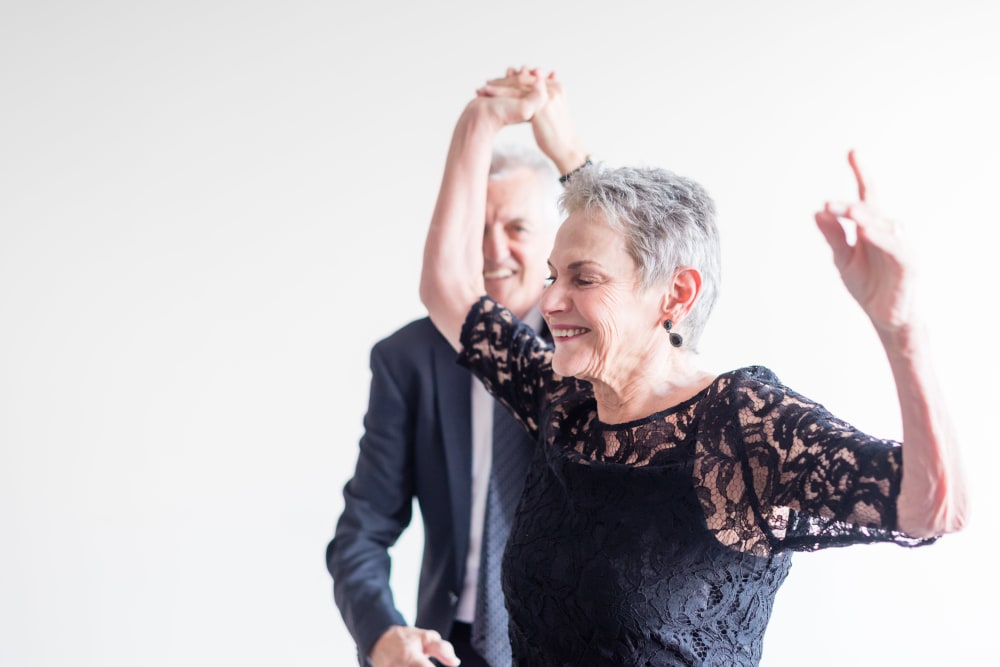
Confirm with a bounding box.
[848,149,871,202]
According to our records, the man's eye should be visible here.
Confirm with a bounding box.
[543,275,555,286]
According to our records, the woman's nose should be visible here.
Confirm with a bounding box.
[540,279,565,315]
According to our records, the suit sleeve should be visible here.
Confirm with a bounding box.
[326,341,416,660]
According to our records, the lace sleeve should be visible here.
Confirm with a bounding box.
[457,296,558,439]
[733,367,934,552]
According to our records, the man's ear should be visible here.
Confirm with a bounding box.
[659,266,702,323]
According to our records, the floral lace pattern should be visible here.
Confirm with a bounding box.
[459,297,931,666]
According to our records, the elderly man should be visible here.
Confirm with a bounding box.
[326,69,589,667]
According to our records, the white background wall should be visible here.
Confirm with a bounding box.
[2,1,997,665]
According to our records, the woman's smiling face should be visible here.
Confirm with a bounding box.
[541,210,666,385]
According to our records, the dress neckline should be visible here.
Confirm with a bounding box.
[592,377,720,431]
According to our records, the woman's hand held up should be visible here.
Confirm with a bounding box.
[531,72,589,175]
[815,151,915,335]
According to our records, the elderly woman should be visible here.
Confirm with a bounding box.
[419,70,966,666]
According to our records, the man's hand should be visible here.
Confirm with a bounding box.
[472,66,548,131]
[370,625,461,667]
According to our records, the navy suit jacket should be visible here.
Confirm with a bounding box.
[326,316,537,665]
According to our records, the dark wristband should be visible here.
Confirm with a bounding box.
[558,156,592,185]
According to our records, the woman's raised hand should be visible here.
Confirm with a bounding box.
[815,151,916,334]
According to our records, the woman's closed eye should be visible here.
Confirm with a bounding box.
[546,272,599,288]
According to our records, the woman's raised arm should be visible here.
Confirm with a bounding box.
[814,151,968,537]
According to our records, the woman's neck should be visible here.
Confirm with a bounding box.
[590,354,716,425]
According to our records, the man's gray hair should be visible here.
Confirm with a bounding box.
[561,164,721,350]
[490,143,563,227]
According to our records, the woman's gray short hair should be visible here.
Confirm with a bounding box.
[561,164,721,350]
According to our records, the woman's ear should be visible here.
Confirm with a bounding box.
[660,267,702,323]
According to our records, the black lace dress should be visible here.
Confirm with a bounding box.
[458,297,932,667]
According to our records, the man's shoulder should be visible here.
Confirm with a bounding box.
[372,316,451,356]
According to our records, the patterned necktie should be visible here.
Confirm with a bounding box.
[471,401,533,666]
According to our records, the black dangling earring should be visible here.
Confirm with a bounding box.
[663,320,683,348]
